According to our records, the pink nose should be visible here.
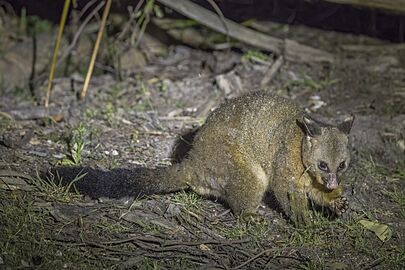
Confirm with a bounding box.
[326,173,338,189]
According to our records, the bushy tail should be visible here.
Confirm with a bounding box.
[50,164,190,199]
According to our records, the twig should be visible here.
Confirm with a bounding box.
[322,0,405,15]
[0,170,34,181]
[260,55,284,86]
[206,0,230,44]
[77,0,100,21]
[155,0,333,63]
[132,0,154,49]
[80,0,112,100]
[80,234,249,252]
[0,111,14,119]
[178,212,224,240]
[2,106,64,120]
[115,1,144,42]
[232,248,272,270]
[362,257,385,270]
[56,1,105,67]
[0,1,16,17]
[45,0,71,107]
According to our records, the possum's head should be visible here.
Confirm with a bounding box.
[297,115,354,191]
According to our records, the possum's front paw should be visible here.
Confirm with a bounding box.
[330,196,349,216]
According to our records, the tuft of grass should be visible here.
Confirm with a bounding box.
[172,190,202,211]
[30,170,85,202]
[104,102,117,127]
[84,107,100,119]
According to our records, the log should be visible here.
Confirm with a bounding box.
[156,0,334,63]
[322,0,405,15]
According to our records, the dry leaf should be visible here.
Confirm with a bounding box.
[359,219,392,242]
[199,244,210,251]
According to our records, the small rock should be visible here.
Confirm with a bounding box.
[308,95,326,111]
[397,139,405,151]
[215,71,243,98]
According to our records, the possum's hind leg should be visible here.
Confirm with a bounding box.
[224,151,269,218]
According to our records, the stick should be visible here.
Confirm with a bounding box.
[155,0,333,63]
[2,106,64,120]
[45,0,71,107]
[323,0,405,15]
[260,55,284,86]
[56,1,105,67]
[232,248,272,270]
[80,0,112,100]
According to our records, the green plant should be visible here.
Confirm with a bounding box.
[286,74,339,91]
[62,123,88,165]
[105,102,117,127]
[241,50,270,63]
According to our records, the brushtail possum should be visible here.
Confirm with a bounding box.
[55,91,354,225]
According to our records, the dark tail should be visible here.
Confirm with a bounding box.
[50,164,190,199]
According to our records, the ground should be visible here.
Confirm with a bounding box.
[0,13,404,270]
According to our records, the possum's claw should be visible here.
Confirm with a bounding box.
[330,196,349,216]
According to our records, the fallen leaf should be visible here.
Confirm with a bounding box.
[359,220,392,242]
[199,244,210,251]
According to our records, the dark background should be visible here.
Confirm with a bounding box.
[2,0,405,42]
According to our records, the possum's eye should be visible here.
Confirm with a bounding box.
[337,161,346,171]
[318,161,329,172]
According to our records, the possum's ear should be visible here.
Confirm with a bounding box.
[338,114,355,135]
[297,116,321,137]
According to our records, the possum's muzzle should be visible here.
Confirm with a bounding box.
[323,173,339,190]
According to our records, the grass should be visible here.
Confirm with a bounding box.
[135,220,164,234]
[0,155,403,269]
[0,191,97,269]
[139,258,160,270]
[355,152,405,218]
[172,190,202,211]
[285,73,340,92]
[383,186,405,218]
[0,114,12,130]
[298,258,326,270]
[241,50,270,63]
[31,169,85,203]
[96,217,130,234]
[104,102,117,127]
[220,218,269,241]
[288,213,335,246]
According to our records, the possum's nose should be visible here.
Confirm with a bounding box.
[326,173,338,190]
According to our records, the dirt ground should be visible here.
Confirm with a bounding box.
[0,11,404,270]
